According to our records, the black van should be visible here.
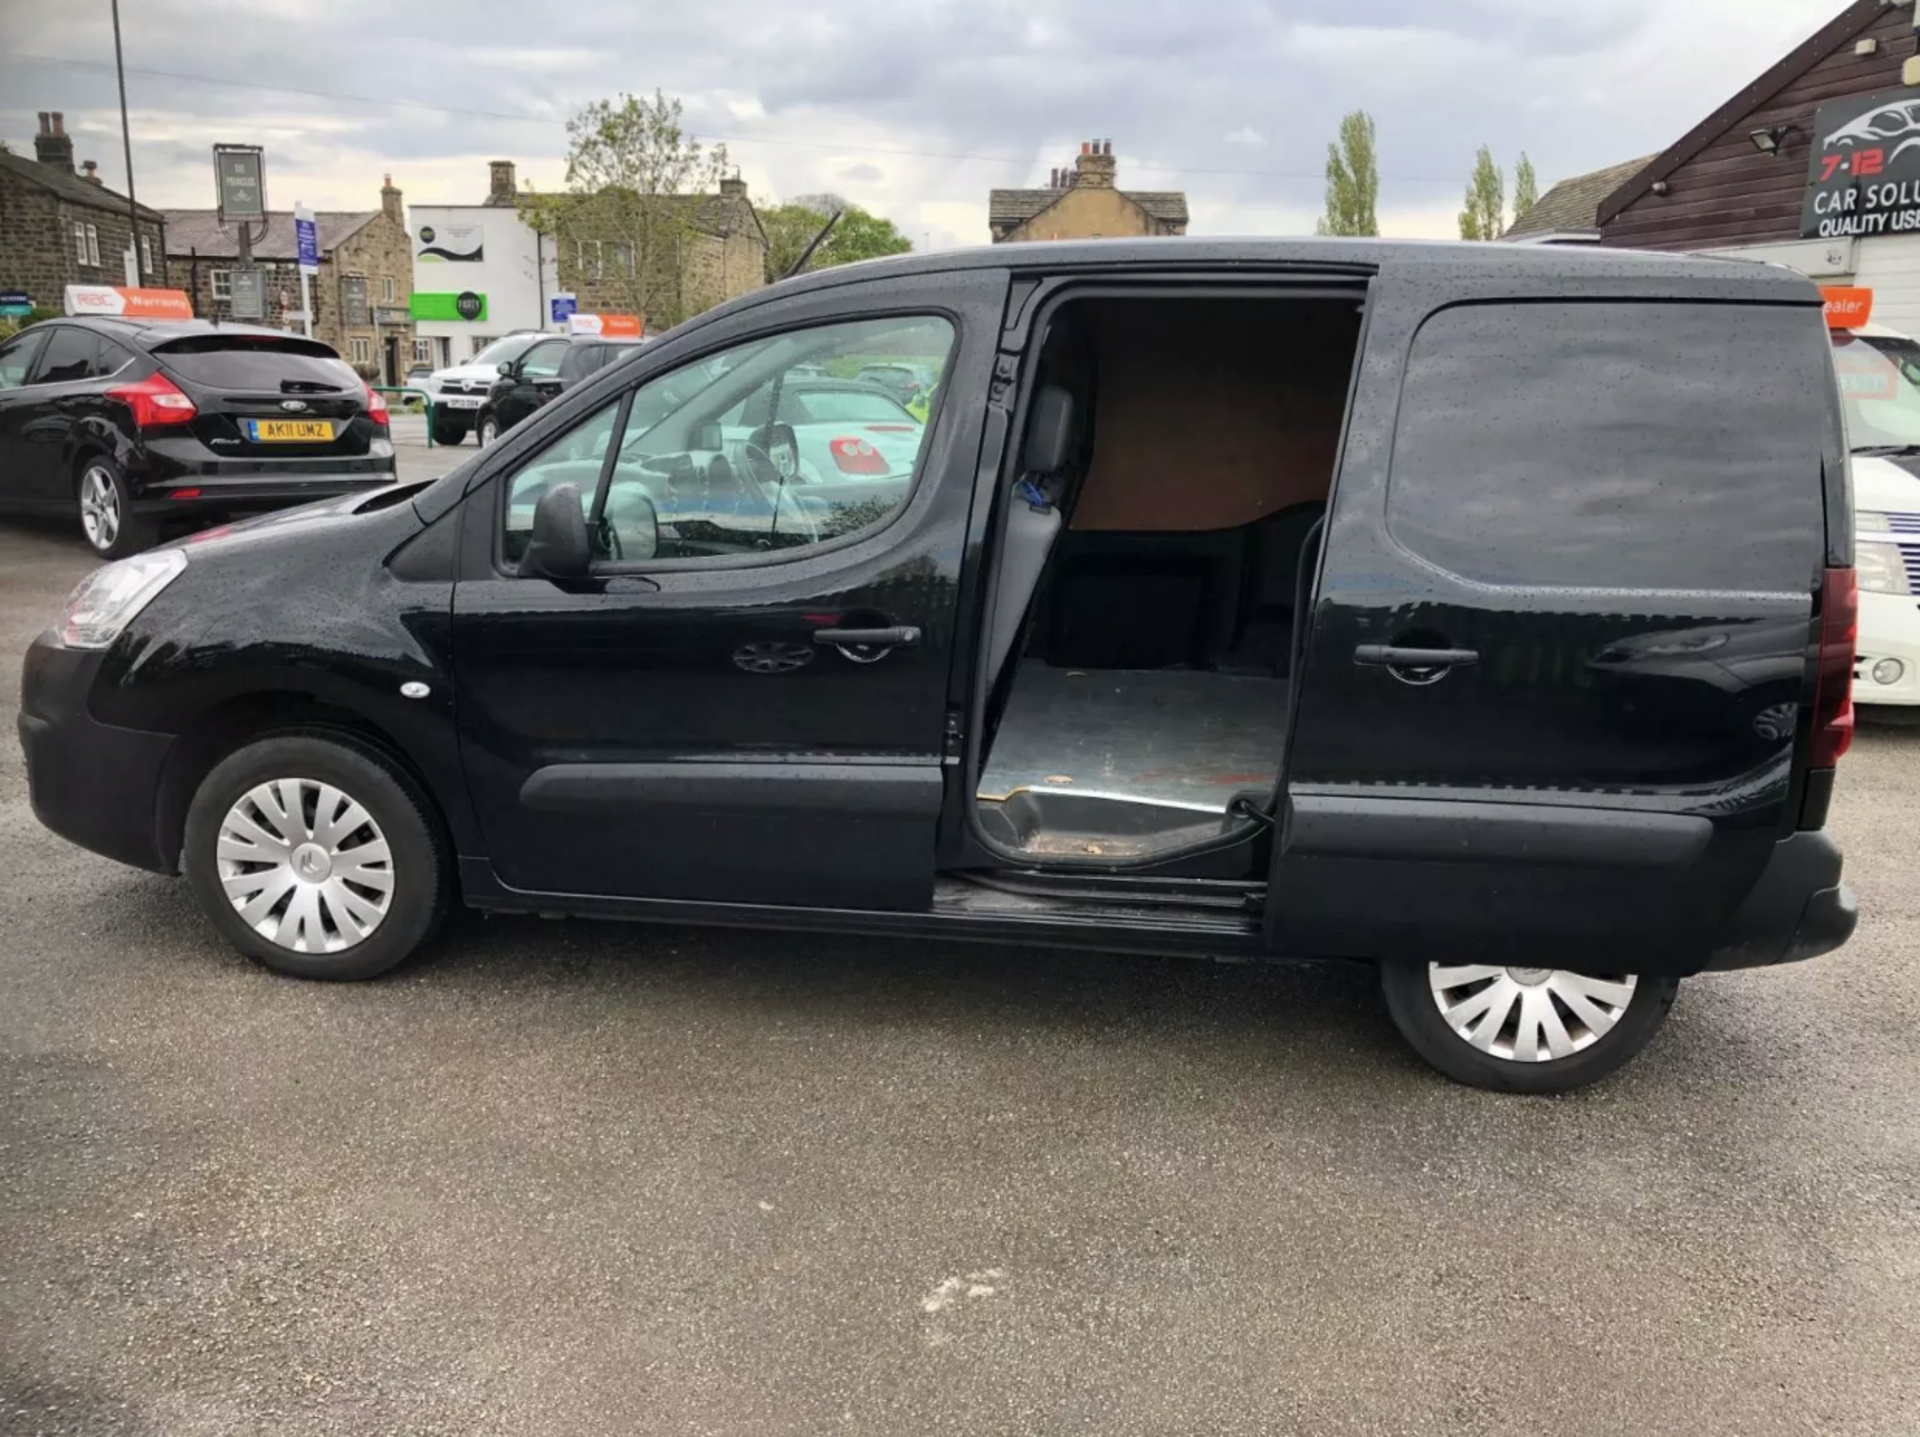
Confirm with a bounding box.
[16,240,1860,1093]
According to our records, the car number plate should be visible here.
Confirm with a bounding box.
[249,419,335,442]
[442,395,483,409]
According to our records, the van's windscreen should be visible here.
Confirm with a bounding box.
[1834,334,1920,454]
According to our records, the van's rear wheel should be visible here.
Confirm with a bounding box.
[183,733,448,981]
[1381,961,1679,1093]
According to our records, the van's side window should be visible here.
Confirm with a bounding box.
[1386,303,1829,591]
[587,315,953,565]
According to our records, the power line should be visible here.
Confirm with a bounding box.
[9,50,1464,184]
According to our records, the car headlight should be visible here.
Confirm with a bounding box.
[1859,540,1913,596]
[59,550,187,649]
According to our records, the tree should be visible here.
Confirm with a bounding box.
[761,196,913,280]
[1513,152,1539,227]
[519,90,730,330]
[1458,145,1506,241]
[1315,110,1379,238]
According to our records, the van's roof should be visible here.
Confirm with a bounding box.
[794,235,1810,286]
[706,235,1818,328]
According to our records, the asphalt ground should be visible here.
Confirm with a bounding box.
[3,462,1919,1434]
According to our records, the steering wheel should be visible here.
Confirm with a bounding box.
[738,441,821,546]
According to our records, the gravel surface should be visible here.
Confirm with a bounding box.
[3,511,1918,1436]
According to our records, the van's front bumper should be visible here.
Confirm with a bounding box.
[16,634,177,875]
[1853,590,1920,708]
[1702,830,1858,972]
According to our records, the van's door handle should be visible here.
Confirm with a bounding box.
[1354,645,1479,668]
[814,626,921,648]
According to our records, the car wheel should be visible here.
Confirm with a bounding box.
[182,732,449,981]
[1380,960,1680,1094]
[76,455,157,560]
[429,418,467,446]
[478,414,499,447]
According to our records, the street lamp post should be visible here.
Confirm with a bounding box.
[111,0,140,277]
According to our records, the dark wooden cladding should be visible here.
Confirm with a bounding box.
[1602,2,1917,250]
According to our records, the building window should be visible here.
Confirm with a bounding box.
[382,276,396,302]
[139,234,154,277]
[575,240,600,279]
[85,225,100,267]
[74,223,89,265]
[350,336,372,364]
[210,269,233,300]
[413,338,432,363]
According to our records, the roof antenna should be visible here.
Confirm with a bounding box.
[782,208,844,280]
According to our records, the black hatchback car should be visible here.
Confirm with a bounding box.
[475,333,646,447]
[0,317,395,558]
[16,239,1861,1093]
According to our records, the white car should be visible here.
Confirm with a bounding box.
[420,332,545,445]
[719,379,927,483]
[1831,321,1920,716]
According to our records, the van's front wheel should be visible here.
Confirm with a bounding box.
[183,733,448,981]
[1381,961,1680,1093]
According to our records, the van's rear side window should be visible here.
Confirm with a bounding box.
[1386,302,1830,592]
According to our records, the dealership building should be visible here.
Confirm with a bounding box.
[408,161,561,369]
[1510,0,1920,335]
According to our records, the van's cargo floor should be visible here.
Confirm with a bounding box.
[978,662,1289,811]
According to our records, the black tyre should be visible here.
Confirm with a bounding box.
[1381,961,1680,1094]
[183,732,449,981]
[76,454,158,559]
[430,417,468,446]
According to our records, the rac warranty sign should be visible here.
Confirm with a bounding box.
[1803,87,1920,238]
[65,285,194,320]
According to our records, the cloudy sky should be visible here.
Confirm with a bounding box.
[1,0,1855,247]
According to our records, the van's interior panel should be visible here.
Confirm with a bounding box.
[975,292,1364,862]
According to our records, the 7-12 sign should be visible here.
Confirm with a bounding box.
[1821,147,1886,181]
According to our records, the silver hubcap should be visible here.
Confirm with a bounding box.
[1428,964,1638,1063]
[480,420,496,446]
[79,467,119,551]
[216,778,395,954]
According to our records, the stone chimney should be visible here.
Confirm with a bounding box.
[381,173,404,225]
[35,111,75,173]
[1074,138,1116,189]
[80,159,102,185]
[487,159,516,206]
[719,172,748,201]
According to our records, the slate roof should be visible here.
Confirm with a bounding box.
[0,149,163,220]
[160,209,380,260]
[1505,156,1657,239]
[988,186,1190,229]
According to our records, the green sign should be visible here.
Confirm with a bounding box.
[410,290,488,322]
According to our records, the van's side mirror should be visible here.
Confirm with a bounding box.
[693,421,724,452]
[519,482,592,580]
[498,361,518,380]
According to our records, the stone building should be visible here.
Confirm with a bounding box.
[547,175,767,332]
[0,111,167,310]
[163,177,417,382]
[989,140,1189,244]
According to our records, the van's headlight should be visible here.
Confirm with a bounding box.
[59,550,188,649]
[1859,540,1913,596]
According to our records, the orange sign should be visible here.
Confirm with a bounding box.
[64,284,195,321]
[1821,286,1874,330]
[567,311,643,339]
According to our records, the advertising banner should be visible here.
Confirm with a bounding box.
[415,222,485,263]
[1803,88,1920,238]
[567,312,642,338]
[409,291,489,322]
[64,285,194,320]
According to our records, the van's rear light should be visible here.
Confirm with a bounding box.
[109,372,197,428]
[830,436,888,475]
[1811,565,1857,768]
[364,383,390,425]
